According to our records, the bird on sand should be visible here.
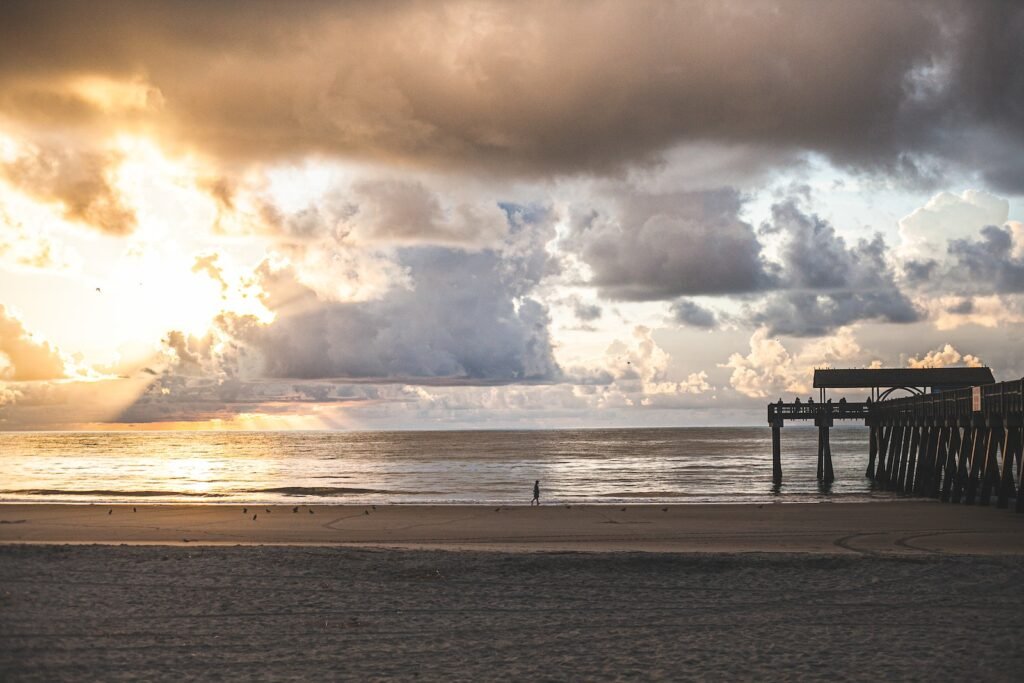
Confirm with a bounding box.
[252,514,257,520]
[293,506,298,513]
[364,510,369,515]
[133,507,137,513]
[620,507,626,512]
[662,507,668,512]
[308,508,314,514]
[495,507,500,512]
[243,508,247,514]
[265,508,271,513]
[372,505,377,511]
[108,509,112,515]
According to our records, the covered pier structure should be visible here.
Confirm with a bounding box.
[767,367,1024,513]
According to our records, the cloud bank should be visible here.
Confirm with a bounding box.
[1,1,1021,186]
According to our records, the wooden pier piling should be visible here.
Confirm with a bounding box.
[771,419,783,485]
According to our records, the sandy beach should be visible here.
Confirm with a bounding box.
[2,502,1024,681]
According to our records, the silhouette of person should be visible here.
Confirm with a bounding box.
[794,397,801,404]
[532,480,540,506]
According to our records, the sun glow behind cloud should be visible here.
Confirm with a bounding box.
[2,1,1023,431]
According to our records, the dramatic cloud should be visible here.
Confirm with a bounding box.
[0,142,135,234]
[898,189,1009,263]
[0,206,77,271]
[670,300,717,329]
[215,207,561,384]
[1,1,1021,185]
[752,200,919,336]
[260,178,508,247]
[947,225,1024,294]
[567,188,770,300]
[722,327,869,399]
[0,305,67,381]
[907,343,982,369]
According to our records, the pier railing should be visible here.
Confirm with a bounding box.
[768,402,869,423]
[869,379,1024,426]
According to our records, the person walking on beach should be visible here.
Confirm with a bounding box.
[532,480,540,506]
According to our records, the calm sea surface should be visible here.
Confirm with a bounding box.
[0,427,912,505]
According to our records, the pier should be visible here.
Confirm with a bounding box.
[768,368,1024,512]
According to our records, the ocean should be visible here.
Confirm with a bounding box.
[0,427,910,505]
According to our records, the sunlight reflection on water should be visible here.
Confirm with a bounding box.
[0,427,911,505]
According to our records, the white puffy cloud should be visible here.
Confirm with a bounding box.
[907,344,982,368]
[898,189,1009,263]
[0,304,67,381]
[722,326,868,399]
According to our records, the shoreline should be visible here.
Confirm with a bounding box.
[2,501,1022,554]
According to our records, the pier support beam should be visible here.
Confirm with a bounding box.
[952,427,972,504]
[866,423,878,480]
[904,426,921,493]
[996,426,1019,509]
[771,419,783,485]
[979,422,1004,506]
[966,427,986,505]
[816,416,834,483]
[1016,427,1024,513]
[940,427,962,503]
[875,425,891,483]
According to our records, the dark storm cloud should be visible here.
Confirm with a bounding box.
[0,1,1020,185]
[753,290,921,338]
[947,226,1024,293]
[751,200,920,336]
[567,189,772,300]
[670,300,717,329]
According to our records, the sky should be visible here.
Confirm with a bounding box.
[0,0,1022,430]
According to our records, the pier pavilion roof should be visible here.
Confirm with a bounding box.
[813,367,995,390]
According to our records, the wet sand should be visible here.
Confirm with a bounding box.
[1,501,1023,554]
[2,503,1023,680]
